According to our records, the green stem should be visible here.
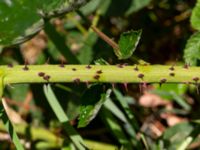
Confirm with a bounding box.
[1,65,200,84]
[0,121,117,150]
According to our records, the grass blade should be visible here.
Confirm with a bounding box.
[0,98,24,150]
[113,89,139,130]
[43,84,86,150]
[104,98,128,123]
[100,107,133,149]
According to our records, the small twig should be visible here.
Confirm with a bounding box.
[91,26,120,51]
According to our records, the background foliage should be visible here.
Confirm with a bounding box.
[0,0,200,149]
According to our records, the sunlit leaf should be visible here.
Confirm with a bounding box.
[115,30,142,59]
[184,32,200,66]
[191,0,200,31]
[78,85,111,128]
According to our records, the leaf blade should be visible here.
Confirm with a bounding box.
[191,0,200,31]
[117,30,142,59]
[184,32,200,66]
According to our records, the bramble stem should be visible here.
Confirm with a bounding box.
[0,65,199,84]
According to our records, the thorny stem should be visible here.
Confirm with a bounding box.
[1,65,200,85]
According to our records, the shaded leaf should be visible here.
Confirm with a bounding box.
[113,89,138,129]
[104,96,142,148]
[80,0,101,15]
[116,30,142,59]
[0,0,90,46]
[77,32,98,64]
[125,0,151,16]
[100,107,133,149]
[5,84,29,102]
[183,32,200,66]
[44,22,80,64]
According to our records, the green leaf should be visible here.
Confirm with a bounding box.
[125,0,151,16]
[0,0,42,46]
[183,32,200,66]
[116,30,142,60]
[191,0,200,31]
[78,84,111,128]
[0,0,90,46]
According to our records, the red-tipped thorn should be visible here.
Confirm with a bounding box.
[43,75,50,82]
[159,78,167,87]
[86,65,92,69]
[123,83,128,92]
[196,84,199,95]
[112,83,116,89]
[73,78,80,85]
[59,60,65,68]
[183,64,189,69]
[45,58,50,64]
[23,60,29,71]
[85,81,90,88]
[7,63,13,68]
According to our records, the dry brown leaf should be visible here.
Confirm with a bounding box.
[2,98,26,124]
[20,31,47,64]
[139,92,170,107]
[161,113,187,126]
